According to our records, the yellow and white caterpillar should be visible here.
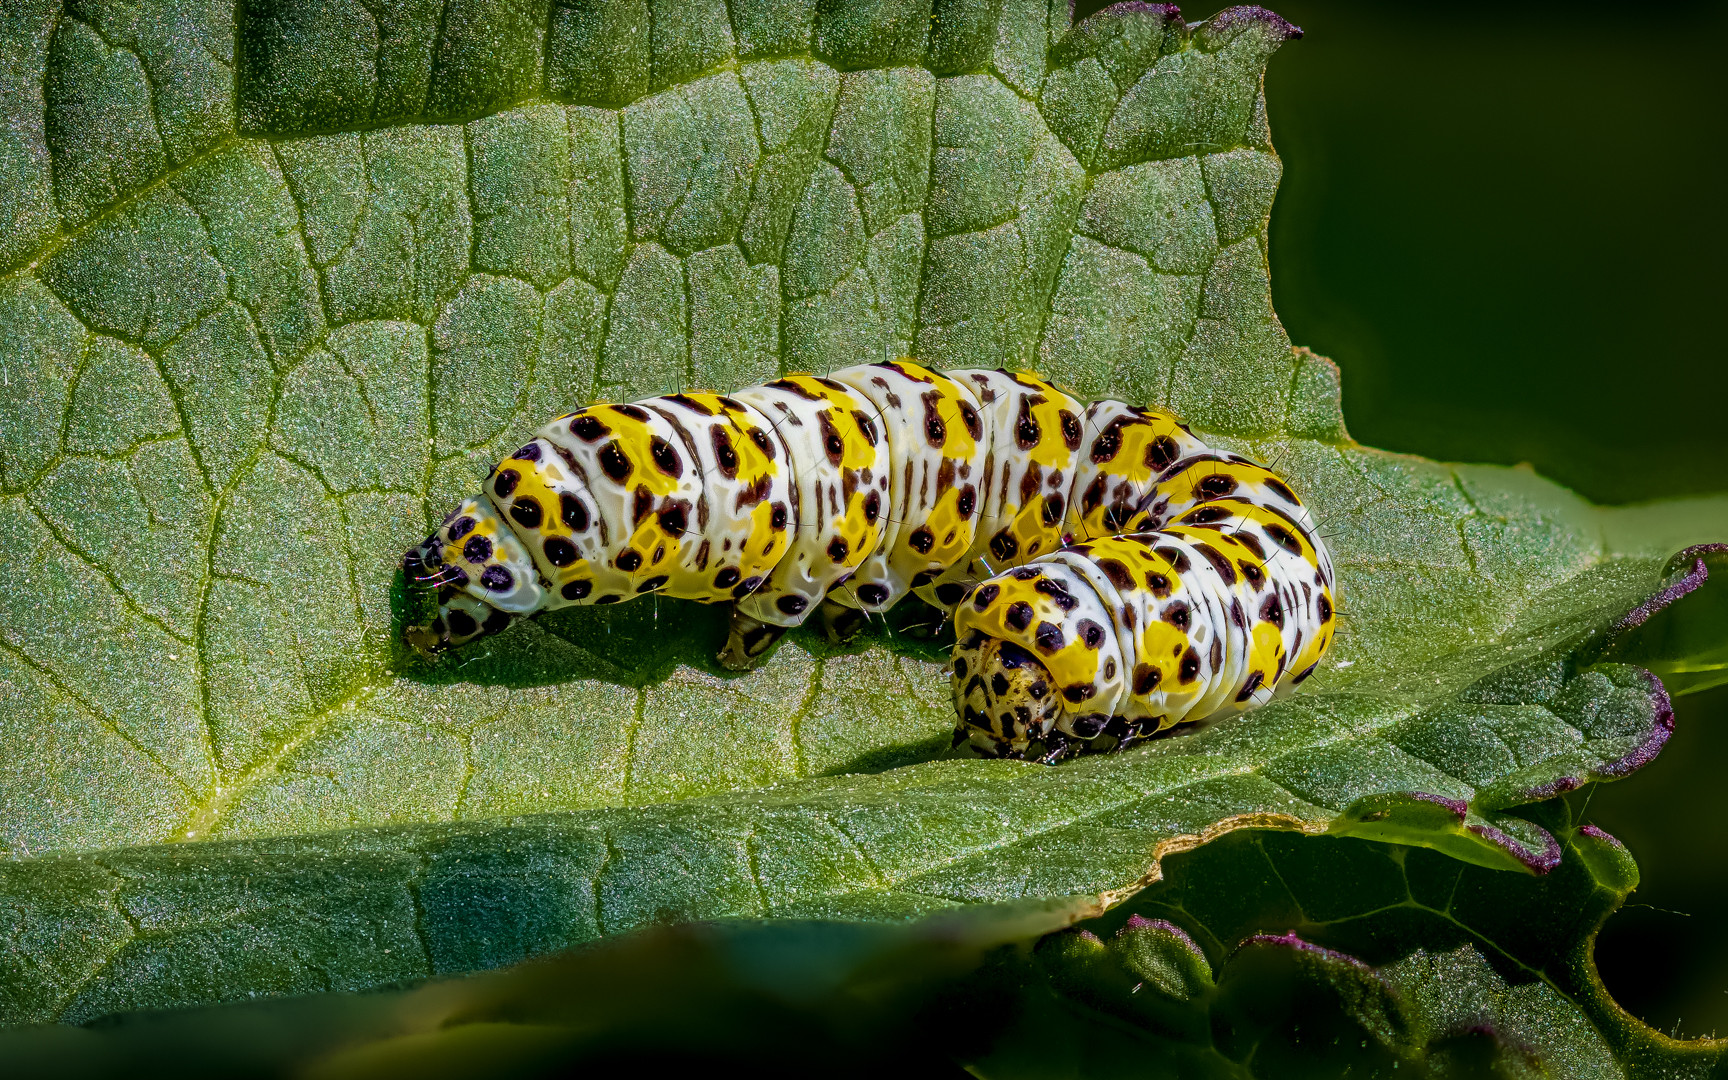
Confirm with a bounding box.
[401,360,1336,761]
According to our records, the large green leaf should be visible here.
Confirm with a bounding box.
[1,0,1724,1025]
[5,814,1719,1077]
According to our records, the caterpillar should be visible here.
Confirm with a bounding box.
[400,360,1336,762]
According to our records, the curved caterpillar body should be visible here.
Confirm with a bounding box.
[401,361,1336,761]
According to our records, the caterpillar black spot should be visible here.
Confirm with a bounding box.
[401,361,1337,761]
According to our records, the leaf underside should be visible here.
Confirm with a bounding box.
[0,0,1724,1027]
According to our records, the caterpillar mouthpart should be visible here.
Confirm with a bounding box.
[399,547,455,658]
[404,624,443,657]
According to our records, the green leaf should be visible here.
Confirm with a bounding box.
[4,819,1718,1077]
[1,0,1725,1025]
[1594,542,1728,697]
[0,896,1101,1078]
[982,815,1727,1079]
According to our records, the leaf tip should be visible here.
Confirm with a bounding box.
[1608,543,1723,639]
[1506,775,1585,804]
[1233,931,1371,972]
[1463,820,1563,875]
[1196,6,1305,48]
[1590,668,1675,781]
[1117,914,1204,957]
[1574,823,1640,894]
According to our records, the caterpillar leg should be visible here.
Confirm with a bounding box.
[716,594,875,671]
[819,597,869,645]
[718,607,788,671]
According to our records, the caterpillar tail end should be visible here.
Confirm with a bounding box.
[951,632,1071,762]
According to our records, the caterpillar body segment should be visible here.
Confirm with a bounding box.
[728,377,891,615]
[919,370,1083,610]
[715,376,893,666]
[400,360,1336,758]
[823,360,987,614]
[537,396,793,603]
[952,492,1337,762]
[1069,401,1214,542]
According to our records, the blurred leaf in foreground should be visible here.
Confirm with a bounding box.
[4,814,1720,1078]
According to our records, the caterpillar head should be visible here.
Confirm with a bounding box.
[399,533,515,657]
[951,631,1065,760]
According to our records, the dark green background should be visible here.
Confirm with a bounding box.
[1108,0,1728,1040]
[1252,0,1728,508]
